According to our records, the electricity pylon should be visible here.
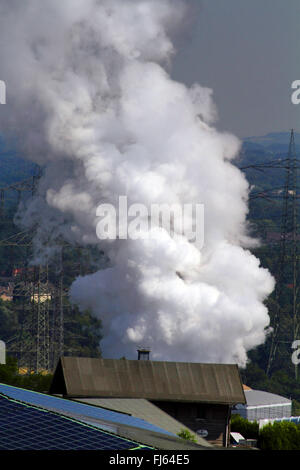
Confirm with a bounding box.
[0,171,63,373]
[266,129,300,378]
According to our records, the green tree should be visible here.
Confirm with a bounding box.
[0,356,53,393]
[0,299,19,343]
[258,421,300,450]
[0,356,20,386]
[64,306,102,357]
[230,414,259,439]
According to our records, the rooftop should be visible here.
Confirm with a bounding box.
[50,356,246,405]
[244,390,291,407]
[0,392,152,450]
[0,382,210,450]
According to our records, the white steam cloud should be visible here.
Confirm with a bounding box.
[0,0,274,365]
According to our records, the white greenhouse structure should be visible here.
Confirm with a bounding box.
[232,389,292,421]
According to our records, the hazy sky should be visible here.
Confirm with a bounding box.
[171,0,300,138]
[0,1,298,140]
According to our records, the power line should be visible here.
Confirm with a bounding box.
[245,130,300,379]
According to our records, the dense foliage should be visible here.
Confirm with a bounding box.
[258,421,300,450]
[0,149,103,381]
[231,413,300,450]
[230,414,259,440]
[235,137,300,401]
[0,356,53,392]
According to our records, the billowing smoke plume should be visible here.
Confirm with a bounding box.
[0,0,274,365]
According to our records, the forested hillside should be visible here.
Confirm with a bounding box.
[236,132,300,408]
[0,139,103,365]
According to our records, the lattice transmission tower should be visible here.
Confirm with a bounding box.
[0,169,65,373]
[265,129,300,378]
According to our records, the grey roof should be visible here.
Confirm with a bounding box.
[50,357,246,405]
[74,397,211,447]
[82,418,214,450]
[244,390,291,407]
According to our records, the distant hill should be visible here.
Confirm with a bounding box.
[243,131,300,154]
[0,131,297,187]
[237,131,297,189]
[234,132,298,231]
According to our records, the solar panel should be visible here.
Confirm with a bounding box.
[0,383,173,435]
[0,393,152,450]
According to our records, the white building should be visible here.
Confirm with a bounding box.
[232,389,292,421]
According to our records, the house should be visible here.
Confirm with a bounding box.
[50,356,246,447]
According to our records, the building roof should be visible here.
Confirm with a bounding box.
[243,384,252,391]
[0,382,173,436]
[0,382,210,450]
[50,357,246,405]
[0,392,152,450]
[244,390,291,407]
[74,397,211,447]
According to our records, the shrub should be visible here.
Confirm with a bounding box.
[258,421,300,450]
[230,414,259,439]
[177,429,197,443]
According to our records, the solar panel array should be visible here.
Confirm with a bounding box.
[0,382,173,435]
[0,393,151,450]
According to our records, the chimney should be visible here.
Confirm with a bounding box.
[137,348,151,360]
